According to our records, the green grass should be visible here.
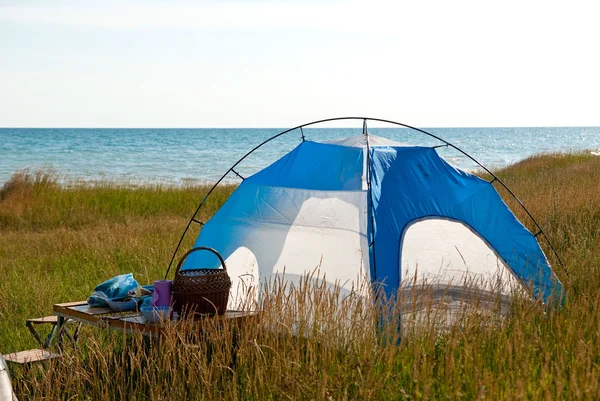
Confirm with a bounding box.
[1,153,600,400]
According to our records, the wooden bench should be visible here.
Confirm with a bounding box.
[26,315,81,349]
[3,315,82,365]
[2,349,61,364]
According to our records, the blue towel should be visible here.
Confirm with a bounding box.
[87,273,140,307]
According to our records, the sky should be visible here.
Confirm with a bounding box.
[1,0,599,128]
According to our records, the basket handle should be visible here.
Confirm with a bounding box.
[173,246,227,277]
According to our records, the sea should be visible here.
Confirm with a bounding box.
[1,127,600,187]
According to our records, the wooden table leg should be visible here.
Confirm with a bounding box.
[26,321,46,348]
[45,316,66,349]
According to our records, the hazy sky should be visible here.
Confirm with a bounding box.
[1,0,599,128]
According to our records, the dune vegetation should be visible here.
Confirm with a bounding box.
[1,152,600,400]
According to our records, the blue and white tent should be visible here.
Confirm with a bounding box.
[172,120,562,312]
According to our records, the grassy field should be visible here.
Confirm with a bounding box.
[1,153,600,400]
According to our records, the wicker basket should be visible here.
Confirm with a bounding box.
[172,247,231,316]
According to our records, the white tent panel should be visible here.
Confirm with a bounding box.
[270,224,370,294]
[225,246,259,310]
[216,187,371,309]
[323,134,407,148]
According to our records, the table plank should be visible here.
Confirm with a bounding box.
[53,302,116,325]
[54,301,88,308]
[69,304,115,316]
[27,316,58,325]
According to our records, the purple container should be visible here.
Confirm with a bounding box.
[151,280,172,307]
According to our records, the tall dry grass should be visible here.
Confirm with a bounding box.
[1,152,600,400]
[489,153,600,296]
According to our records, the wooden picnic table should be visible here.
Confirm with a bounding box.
[3,302,258,364]
[49,301,258,346]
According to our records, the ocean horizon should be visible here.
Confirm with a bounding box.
[2,126,600,187]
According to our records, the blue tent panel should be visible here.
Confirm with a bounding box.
[247,141,364,191]
[370,146,561,300]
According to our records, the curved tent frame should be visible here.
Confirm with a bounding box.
[164,117,566,282]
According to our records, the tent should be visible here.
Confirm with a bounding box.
[166,118,562,317]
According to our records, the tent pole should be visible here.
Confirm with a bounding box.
[364,119,378,284]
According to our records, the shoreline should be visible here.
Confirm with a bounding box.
[3,127,600,189]
[3,150,599,190]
